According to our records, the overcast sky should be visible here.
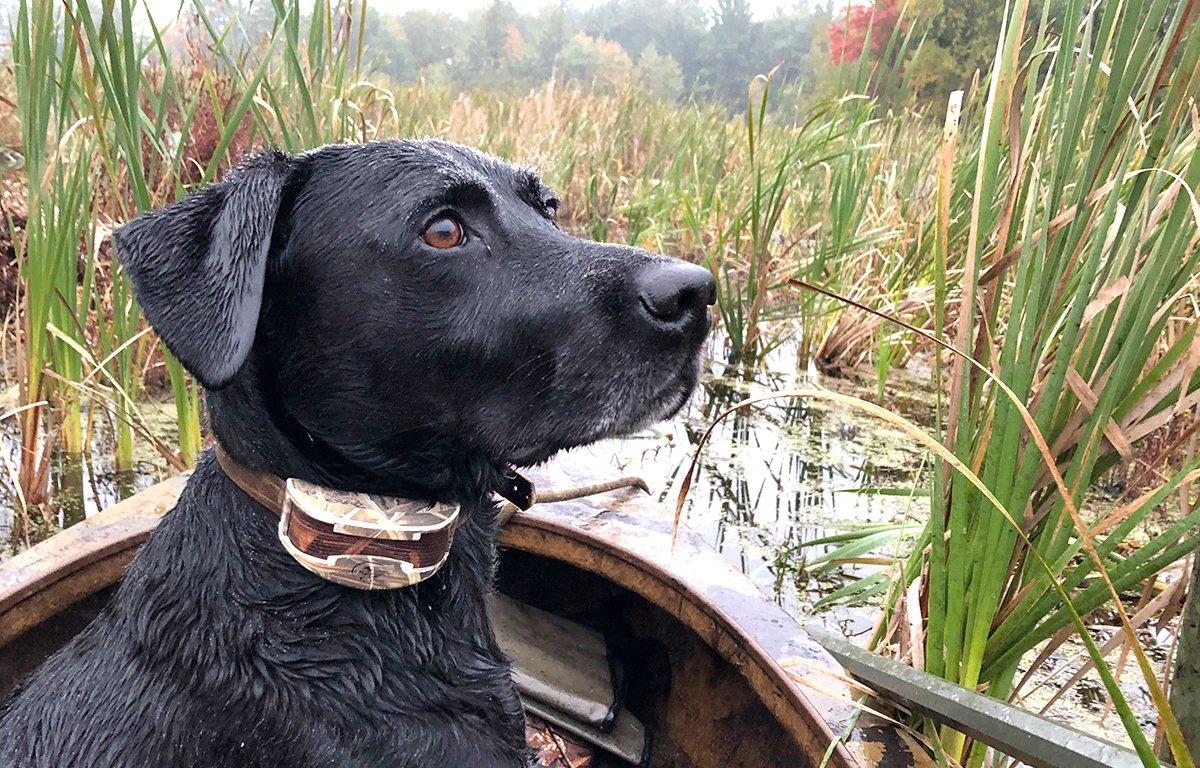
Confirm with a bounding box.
[138,0,817,23]
[363,0,810,18]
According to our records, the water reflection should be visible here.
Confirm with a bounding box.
[573,334,933,630]
[0,418,163,559]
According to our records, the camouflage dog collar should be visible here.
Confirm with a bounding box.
[215,445,465,590]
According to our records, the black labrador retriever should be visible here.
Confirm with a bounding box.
[0,140,714,767]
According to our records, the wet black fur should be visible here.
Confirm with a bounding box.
[0,140,712,767]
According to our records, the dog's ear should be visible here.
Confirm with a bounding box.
[114,149,296,389]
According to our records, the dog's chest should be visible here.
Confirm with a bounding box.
[282,623,525,765]
[243,575,526,764]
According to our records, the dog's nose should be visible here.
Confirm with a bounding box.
[636,261,717,326]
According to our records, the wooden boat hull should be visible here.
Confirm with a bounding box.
[0,459,927,768]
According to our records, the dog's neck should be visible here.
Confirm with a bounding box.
[206,359,501,511]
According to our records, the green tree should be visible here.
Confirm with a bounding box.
[700,0,758,105]
[535,2,570,73]
[754,6,823,96]
[482,0,510,68]
[558,32,633,91]
[471,0,522,73]
[398,10,456,73]
[356,7,412,82]
[634,43,684,101]
[911,0,1005,98]
[908,0,1067,103]
[581,0,707,89]
[453,0,531,89]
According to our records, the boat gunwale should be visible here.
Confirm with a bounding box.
[0,475,189,646]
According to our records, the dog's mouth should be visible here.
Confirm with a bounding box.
[505,360,701,468]
[637,365,699,424]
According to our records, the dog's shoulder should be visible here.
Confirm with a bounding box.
[1,452,526,767]
[0,456,305,766]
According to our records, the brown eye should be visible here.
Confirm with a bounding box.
[421,216,463,249]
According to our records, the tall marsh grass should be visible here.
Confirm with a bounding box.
[789,1,1200,764]
[11,0,94,503]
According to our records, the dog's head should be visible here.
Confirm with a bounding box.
[115,141,713,484]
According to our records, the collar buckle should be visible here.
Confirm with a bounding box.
[495,467,536,510]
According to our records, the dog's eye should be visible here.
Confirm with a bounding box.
[421,216,464,249]
[543,197,560,219]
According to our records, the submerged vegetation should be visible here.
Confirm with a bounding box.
[0,0,1198,765]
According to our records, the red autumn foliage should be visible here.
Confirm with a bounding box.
[829,0,907,64]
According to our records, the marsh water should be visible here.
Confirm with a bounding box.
[576,335,935,636]
[0,395,172,560]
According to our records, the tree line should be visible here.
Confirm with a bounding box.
[355,0,1033,111]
